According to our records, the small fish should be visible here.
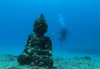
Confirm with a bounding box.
[51,32,55,37]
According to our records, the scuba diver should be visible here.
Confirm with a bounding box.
[58,27,70,46]
[51,27,70,46]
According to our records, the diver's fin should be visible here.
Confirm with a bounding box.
[60,40,62,46]
[58,38,63,46]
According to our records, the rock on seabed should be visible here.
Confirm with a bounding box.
[0,54,100,69]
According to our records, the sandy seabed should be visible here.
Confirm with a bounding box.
[0,54,100,69]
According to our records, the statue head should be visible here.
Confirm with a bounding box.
[33,13,48,36]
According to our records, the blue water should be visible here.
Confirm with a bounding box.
[0,0,100,60]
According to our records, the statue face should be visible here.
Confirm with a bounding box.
[33,18,48,35]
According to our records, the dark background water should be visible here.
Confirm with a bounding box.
[0,0,100,58]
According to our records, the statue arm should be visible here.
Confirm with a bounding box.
[24,34,33,53]
[31,38,52,56]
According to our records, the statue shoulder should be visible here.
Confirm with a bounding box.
[28,34,36,39]
[44,36,51,40]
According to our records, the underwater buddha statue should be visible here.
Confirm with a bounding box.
[17,13,53,68]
